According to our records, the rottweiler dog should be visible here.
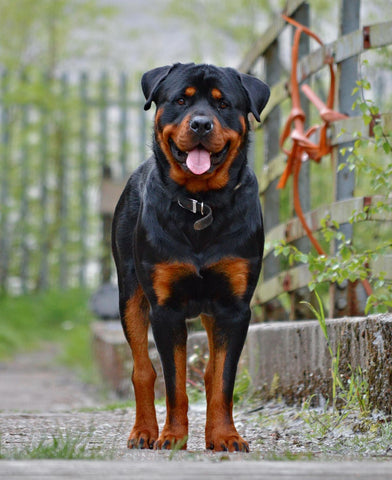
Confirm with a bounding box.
[112,63,269,452]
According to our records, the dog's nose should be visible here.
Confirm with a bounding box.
[189,116,214,136]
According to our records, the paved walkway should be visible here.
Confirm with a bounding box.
[1,346,392,479]
[1,459,392,479]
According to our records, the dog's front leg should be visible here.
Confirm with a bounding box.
[201,308,251,452]
[150,306,189,450]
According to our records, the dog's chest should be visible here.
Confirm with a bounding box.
[151,256,250,309]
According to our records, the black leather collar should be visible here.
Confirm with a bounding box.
[177,198,213,230]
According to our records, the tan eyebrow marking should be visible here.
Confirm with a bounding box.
[211,88,223,99]
[185,86,197,96]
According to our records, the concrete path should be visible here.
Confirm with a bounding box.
[1,459,392,479]
[2,345,392,479]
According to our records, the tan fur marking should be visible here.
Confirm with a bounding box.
[211,88,222,99]
[152,262,197,306]
[209,257,250,298]
[124,287,158,449]
[185,86,197,96]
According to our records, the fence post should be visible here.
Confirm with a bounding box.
[79,72,89,287]
[262,38,285,320]
[290,2,313,320]
[99,72,113,284]
[333,0,365,316]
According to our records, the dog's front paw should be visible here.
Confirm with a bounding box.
[127,423,159,449]
[206,427,249,452]
[154,425,188,450]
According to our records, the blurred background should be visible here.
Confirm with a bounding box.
[0,0,391,383]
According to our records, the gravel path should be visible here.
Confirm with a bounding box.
[1,346,392,461]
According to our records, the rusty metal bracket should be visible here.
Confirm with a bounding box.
[363,25,371,49]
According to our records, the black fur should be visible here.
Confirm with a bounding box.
[112,63,269,452]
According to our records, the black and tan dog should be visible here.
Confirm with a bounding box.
[112,63,269,452]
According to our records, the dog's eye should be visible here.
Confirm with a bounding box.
[218,100,229,109]
[177,98,186,105]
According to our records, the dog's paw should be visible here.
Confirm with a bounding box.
[206,428,249,452]
[127,424,158,449]
[154,426,188,450]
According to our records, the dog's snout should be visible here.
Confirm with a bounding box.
[189,115,214,136]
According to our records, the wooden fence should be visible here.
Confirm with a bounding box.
[240,0,392,319]
[1,0,391,315]
[0,70,149,295]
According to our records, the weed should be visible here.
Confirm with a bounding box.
[299,291,373,436]
[168,435,189,460]
[233,368,252,404]
[0,428,114,460]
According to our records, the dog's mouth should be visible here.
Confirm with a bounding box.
[169,139,230,175]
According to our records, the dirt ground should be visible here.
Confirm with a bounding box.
[1,345,392,461]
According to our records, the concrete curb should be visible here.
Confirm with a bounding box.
[92,314,392,411]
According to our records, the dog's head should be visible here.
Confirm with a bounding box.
[142,63,270,192]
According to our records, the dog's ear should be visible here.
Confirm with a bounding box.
[239,73,270,122]
[141,65,173,111]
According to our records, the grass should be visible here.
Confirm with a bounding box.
[0,288,98,382]
[0,429,114,460]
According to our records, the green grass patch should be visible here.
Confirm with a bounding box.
[0,429,114,460]
[0,289,98,382]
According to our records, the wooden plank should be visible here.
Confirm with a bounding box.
[259,77,289,123]
[257,254,392,305]
[367,21,392,49]
[238,0,305,73]
[255,264,311,304]
[331,113,392,145]
[264,196,392,256]
[335,28,363,64]
[372,255,392,281]
[259,153,286,193]
[257,255,392,305]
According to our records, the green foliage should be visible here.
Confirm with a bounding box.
[0,2,117,295]
[233,368,252,404]
[0,0,115,71]
[0,289,95,378]
[300,293,372,436]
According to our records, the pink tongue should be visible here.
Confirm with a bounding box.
[186,148,211,175]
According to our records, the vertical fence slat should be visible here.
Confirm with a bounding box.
[37,73,50,291]
[79,72,89,287]
[262,39,284,320]
[0,71,11,294]
[119,72,128,177]
[291,2,312,319]
[59,73,70,289]
[332,0,362,316]
[19,72,31,294]
[99,71,112,284]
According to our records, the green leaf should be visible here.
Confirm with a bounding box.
[383,142,391,154]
